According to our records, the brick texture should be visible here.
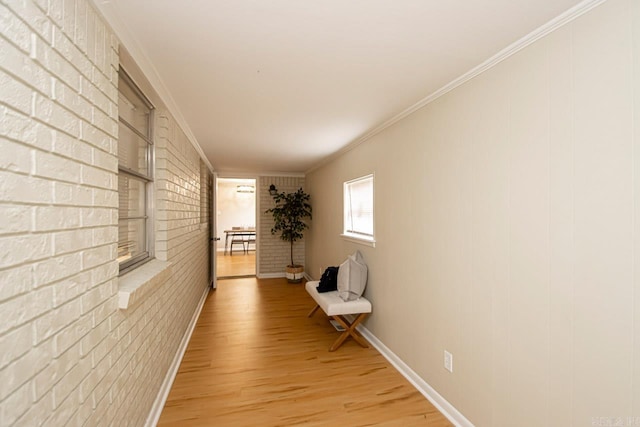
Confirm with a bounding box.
[258,176,307,276]
[0,1,211,425]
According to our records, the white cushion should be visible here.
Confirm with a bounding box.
[337,250,368,301]
[305,281,371,316]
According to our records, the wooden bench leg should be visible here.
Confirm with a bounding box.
[308,304,320,318]
[329,313,369,352]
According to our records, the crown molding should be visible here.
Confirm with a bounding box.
[89,0,215,173]
[305,0,608,175]
[215,170,306,178]
[255,171,306,178]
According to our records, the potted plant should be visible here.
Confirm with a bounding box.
[266,187,312,283]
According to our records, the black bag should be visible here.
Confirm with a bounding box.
[316,266,339,293]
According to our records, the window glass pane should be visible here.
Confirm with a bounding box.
[200,160,209,224]
[117,218,146,263]
[118,122,149,176]
[118,174,146,219]
[345,175,374,236]
[118,69,153,273]
[118,79,150,137]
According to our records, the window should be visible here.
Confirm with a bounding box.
[118,69,154,273]
[342,174,375,246]
[200,160,210,224]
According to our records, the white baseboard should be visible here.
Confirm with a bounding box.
[258,273,315,281]
[356,325,474,427]
[256,272,285,279]
[145,284,211,427]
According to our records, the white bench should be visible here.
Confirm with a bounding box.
[305,280,372,351]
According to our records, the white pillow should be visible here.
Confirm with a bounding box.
[337,250,368,301]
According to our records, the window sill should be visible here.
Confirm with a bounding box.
[340,233,376,248]
[118,259,172,310]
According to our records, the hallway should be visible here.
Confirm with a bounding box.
[158,278,451,426]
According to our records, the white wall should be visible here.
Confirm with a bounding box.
[0,1,210,425]
[306,0,640,425]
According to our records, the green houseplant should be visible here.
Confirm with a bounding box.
[266,187,312,283]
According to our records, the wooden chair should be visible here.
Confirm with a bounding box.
[245,234,256,252]
[230,227,246,255]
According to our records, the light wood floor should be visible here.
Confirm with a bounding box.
[216,251,256,278]
[158,277,452,426]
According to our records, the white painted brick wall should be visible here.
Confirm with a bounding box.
[258,176,307,275]
[0,1,210,425]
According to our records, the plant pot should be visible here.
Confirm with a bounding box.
[285,265,305,283]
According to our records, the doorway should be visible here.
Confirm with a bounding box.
[216,178,257,278]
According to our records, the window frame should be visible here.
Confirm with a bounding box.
[200,160,210,224]
[341,173,375,247]
[118,68,155,274]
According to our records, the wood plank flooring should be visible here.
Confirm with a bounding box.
[158,277,452,426]
[216,251,256,278]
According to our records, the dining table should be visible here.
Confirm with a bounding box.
[223,228,256,255]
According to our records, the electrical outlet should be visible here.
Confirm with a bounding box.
[444,350,453,373]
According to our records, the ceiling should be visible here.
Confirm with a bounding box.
[94,0,586,174]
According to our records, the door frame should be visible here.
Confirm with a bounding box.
[210,172,218,289]
[215,175,258,278]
